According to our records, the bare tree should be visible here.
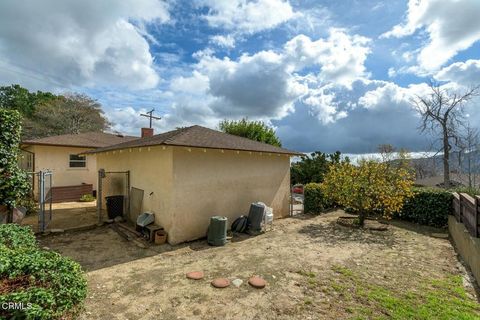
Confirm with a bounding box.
[414,83,479,188]
[458,124,479,188]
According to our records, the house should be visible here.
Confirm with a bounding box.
[21,132,137,202]
[87,125,302,244]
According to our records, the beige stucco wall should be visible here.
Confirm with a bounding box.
[169,147,291,244]
[24,145,98,195]
[96,146,174,232]
[96,145,291,245]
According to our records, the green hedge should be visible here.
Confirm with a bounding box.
[0,109,31,210]
[0,224,87,319]
[304,183,334,214]
[397,188,453,228]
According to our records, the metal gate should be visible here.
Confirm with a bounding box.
[35,170,53,232]
[97,170,130,224]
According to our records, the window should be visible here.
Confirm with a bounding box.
[69,154,86,168]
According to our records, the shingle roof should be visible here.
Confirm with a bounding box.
[22,132,138,148]
[86,125,302,155]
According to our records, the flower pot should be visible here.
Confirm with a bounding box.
[154,230,167,245]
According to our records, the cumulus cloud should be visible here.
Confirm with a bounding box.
[435,59,480,86]
[277,80,432,153]
[381,0,480,72]
[167,29,371,124]
[0,0,170,90]
[198,0,296,34]
[284,30,371,85]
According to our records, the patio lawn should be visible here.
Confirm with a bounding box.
[39,211,480,320]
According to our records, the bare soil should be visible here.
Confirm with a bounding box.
[39,210,479,320]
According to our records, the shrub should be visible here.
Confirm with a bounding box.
[397,188,453,228]
[0,109,31,215]
[0,224,37,250]
[0,224,87,319]
[321,160,414,225]
[304,183,333,214]
[79,194,95,202]
[17,197,37,216]
[450,186,480,197]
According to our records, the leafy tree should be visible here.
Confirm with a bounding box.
[219,118,282,147]
[0,84,56,117]
[290,151,348,185]
[24,93,110,138]
[0,84,110,139]
[0,109,31,222]
[321,160,414,226]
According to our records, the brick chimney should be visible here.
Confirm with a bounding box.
[141,127,154,138]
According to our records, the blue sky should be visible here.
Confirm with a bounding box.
[1,0,479,153]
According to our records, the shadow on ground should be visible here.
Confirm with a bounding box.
[38,225,259,272]
[298,220,397,247]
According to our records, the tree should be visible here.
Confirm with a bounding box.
[0,85,110,139]
[219,118,282,147]
[24,93,110,138]
[321,160,414,226]
[458,124,479,188]
[414,83,480,188]
[290,151,348,185]
[0,109,31,222]
[0,84,56,117]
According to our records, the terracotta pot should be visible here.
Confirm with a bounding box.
[154,230,167,244]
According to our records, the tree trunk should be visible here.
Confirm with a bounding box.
[443,127,450,188]
[358,211,366,227]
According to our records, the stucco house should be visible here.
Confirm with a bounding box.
[21,132,137,201]
[87,125,301,244]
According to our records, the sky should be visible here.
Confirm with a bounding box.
[0,0,479,154]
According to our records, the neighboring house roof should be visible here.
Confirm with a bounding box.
[22,132,138,148]
[85,125,302,155]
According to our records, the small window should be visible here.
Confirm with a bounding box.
[69,154,86,168]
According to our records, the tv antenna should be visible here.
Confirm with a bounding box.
[140,109,162,128]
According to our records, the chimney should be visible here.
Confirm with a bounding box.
[141,127,154,138]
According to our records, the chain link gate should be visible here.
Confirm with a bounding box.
[33,170,53,232]
[97,170,130,224]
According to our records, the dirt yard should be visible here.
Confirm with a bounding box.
[39,211,480,319]
[22,201,97,233]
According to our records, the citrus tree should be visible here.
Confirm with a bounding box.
[321,160,414,226]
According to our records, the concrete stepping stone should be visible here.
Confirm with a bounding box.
[186,271,204,280]
[211,278,230,288]
[248,276,266,289]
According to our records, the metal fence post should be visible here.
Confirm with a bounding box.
[126,170,130,219]
[97,170,103,224]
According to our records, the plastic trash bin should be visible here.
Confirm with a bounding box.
[105,195,124,219]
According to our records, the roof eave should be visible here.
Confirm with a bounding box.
[21,142,100,149]
[85,142,303,156]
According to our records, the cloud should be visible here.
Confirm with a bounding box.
[276,80,431,153]
[209,34,236,48]
[284,29,371,85]
[166,29,371,124]
[198,0,296,34]
[381,0,480,72]
[435,59,480,86]
[0,0,170,90]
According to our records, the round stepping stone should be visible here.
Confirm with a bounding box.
[211,278,230,288]
[248,276,266,289]
[186,271,204,280]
